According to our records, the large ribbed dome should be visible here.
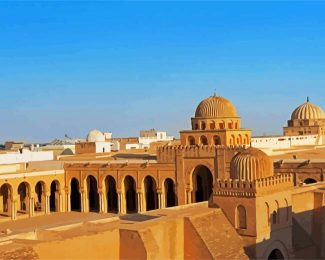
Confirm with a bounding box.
[195,95,238,118]
[86,129,105,142]
[230,148,273,181]
[291,99,325,120]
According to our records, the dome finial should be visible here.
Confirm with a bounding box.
[307,96,309,102]
[213,88,217,97]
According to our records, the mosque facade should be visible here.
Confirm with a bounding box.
[1,95,325,259]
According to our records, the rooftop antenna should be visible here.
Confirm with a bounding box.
[307,96,309,102]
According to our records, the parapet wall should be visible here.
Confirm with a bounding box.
[157,145,245,163]
[214,174,293,197]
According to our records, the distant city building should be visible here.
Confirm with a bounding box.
[75,129,112,154]
[252,98,325,150]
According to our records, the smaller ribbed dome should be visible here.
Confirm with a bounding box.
[230,148,273,181]
[291,99,325,120]
[86,129,105,142]
[195,95,237,118]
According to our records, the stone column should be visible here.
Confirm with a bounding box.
[98,191,105,213]
[29,196,34,217]
[10,196,17,220]
[158,191,165,209]
[137,191,144,213]
[45,192,51,214]
[66,192,71,212]
[80,189,86,213]
[186,189,192,204]
[118,192,126,214]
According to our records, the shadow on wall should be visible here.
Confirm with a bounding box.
[119,214,161,222]
[243,205,325,259]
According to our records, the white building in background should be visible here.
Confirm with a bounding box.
[75,129,112,154]
[138,129,174,149]
[124,129,174,150]
[0,149,53,165]
[251,134,321,150]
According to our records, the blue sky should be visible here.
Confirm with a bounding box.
[1,2,325,142]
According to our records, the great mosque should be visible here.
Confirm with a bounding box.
[0,95,325,259]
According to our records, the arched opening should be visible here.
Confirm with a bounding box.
[238,134,242,144]
[192,165,213,203]
[188,136,195,146]
[50,180,60,212]
[34,181,46,212]
[304,178,317,184]
[144,176,158,211]
[164,178,176,207]
[201,122,206,130]
[70,178,81,212]
[194,124,199,130]
[275,200,280,224]
[213,135,221,145]
[236,205,247,229]
[210,121,215,130]
[272,210,277,225]
[268,249,284,260]
[0,184,12,216]
[245,135,249,145]
[228,121,233,129]
[200,135,208,145]
[124,176,137,213]
[87,175,99,212]
[219,121,225,129]
[105,176,118,213]
[231,135,236,145]
[266,202,270,226]
[18,182,29,213]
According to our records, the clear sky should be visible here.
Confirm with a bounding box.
[1,1,325,143]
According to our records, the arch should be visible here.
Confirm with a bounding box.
[228,121,233,129]
[86,175,99,212]
[124,175,137,213]
[200,135,208,145]
[144,176,158,211]
[0,183,12,216]
[164,178,176,207]
[245,134,249,145]
[304,178,317,184]
[219,121,225,129]
[231,135,236,145]
[201,122,206,130]
[284,198,289,222]
[34,181,46,212]
[105,175,118,213]
[70,178,81,212]
[210,121,216,130]
[213,135,221,145]
[266,202,270,226]
[268,249,284,260]
[192,165,213,203]
[50,180,60,212]
[235,121,239,129]
[236,205,247,229]
[17,182,30,213]
[238,134,242,144]
[275,200,280,224]
[188,136,195,146]
[264,240,288,260]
